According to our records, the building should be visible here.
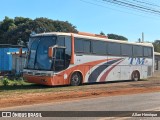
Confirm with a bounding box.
[0,44,27,75]
[10,51,27,75]
[154,52,160,71]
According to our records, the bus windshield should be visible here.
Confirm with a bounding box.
[27,36,57,70]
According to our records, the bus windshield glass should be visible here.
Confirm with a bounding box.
[27,36,57,70]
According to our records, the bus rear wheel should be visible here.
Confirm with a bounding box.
[131,71,140,81]
[70,72,82,86]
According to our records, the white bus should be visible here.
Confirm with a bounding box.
[23,32,154,86]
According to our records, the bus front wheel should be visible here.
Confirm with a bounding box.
[70,72,82,86]
[131,71,140,81]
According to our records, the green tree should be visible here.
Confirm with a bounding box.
[0,17,78,46]
[0,16,15,32]
[100,31,105,35]
[153,40,160,52]
[107,33,128,41]
[14,17,32,26]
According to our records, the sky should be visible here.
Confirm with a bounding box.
[0,0,160,42]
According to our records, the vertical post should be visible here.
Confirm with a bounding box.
[70,33,75,64]
[142,32,144,43]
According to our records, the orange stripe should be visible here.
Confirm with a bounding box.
[24,59,111,86]
[53,58,112,85]
[70,33,75,64]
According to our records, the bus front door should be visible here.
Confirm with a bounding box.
[53,48,66,85]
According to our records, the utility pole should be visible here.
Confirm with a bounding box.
[142,32,144,43]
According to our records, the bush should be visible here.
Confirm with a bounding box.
[2,77,10,86]
[0,77,26,86]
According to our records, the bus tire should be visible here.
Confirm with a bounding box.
[131,71,140,81]
[70,72,82,86]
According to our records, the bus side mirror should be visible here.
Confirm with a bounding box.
[19,47,22,57]
[48,47,54,58]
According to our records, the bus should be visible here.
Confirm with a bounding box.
[23,32,154,86]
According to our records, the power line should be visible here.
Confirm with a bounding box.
[80,0,160,20]
[97,0,158,15]
[132,0,160,8]
[99,0,160,16]
[102,0,160,15]
[117,0,160,15]
[123,0,160,10]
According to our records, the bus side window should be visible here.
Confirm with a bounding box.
[121,44,132,56]
[108,42,120,56]
[133,46,143,57]
[144,47,152,57]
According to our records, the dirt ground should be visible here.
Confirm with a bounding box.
[0,71,160,109]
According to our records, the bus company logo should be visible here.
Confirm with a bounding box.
[129,58,145,65]
[2,112,11,117]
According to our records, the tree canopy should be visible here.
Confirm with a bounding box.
[107,33,128,41]
[99,32,128,41]
[153,40,160,52]
[100,31,105,36]
[2,16,159,51]
[0,17,78,46]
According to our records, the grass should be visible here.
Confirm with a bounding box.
[0,78,150,95]
[0,76,154,99]
[0,77,83,99]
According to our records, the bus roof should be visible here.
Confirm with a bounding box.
[31,32,153,47]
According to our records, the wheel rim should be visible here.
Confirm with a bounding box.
[71,73,80,85]
[133,72,139,81]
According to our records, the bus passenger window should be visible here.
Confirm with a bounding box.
[133,46,143,57]
[121,44,132,56]
[108,42,120,55]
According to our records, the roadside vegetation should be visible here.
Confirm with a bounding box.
[0,74,160,108]
[0,77,27,86]
[0,76,79,99]
[0,16,130,46]
[0,72,159,104]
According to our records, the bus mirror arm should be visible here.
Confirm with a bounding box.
[48,45,66,58]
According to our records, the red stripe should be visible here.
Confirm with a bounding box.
[99,60,123,82]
